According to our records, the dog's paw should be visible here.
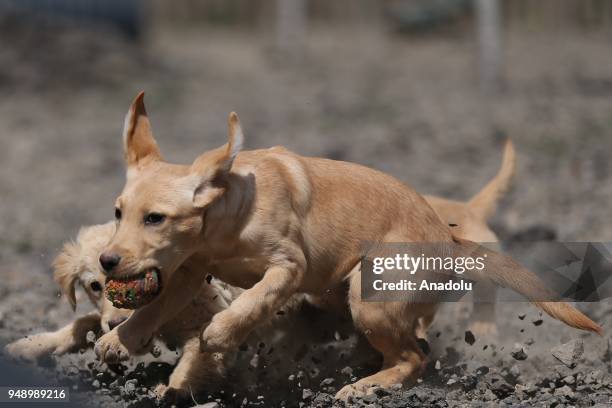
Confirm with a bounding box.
[94,330,130,364]
[154,383,188,405]
[335,380,385,402]
[199,311,244,353]
[335,383,367,402]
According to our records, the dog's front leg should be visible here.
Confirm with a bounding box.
[5,313,100,361]
[200,263,302,352]
[95,265,206,363]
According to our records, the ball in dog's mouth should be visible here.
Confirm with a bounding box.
[104,268,161,309]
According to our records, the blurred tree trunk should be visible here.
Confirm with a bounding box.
[276,0,307,55]
[476,0,502,94]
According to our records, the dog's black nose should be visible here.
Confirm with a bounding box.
[99,252,121,273]
[107,316,128,331]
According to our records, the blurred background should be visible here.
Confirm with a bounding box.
[1,0,612,253]
[0,0,611,405]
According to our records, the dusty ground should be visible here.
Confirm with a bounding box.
[0,15,611,407]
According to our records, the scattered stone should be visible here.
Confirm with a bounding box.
[150,345,162,358]
[552,339,584,368]
[518,314,526,320]
[533,319,543,326]
[122,379,138,397]
[482,389,497,401]
[562,375,575,385]
[475,366,489,376]
[435,360,441,370]
[554,385,575,400]
[340,366,353,377]
[249,353,260,368]
[320,378,334,387]
[362,393,377,403]
[302,389,314,400]
[464,331,476,345]
[85,331,96,344]
[511,348,528,361]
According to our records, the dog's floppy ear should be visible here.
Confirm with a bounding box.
[190,112,244,208]
[52,241,81,311]
[123,91,163,168]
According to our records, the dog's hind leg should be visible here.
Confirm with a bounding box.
[469,281,498,337]
[155,336,226,404]
[335,267,428,401]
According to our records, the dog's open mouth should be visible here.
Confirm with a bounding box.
[104,268,161,310]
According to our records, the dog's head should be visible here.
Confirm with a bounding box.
[53,222,131,332]
[98,92,243,305]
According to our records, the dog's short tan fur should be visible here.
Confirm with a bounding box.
[92,93,600,399]
[8,141,513,402]
[6,222,235,402]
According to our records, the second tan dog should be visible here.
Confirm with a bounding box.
[6,222,236,402]
[92,93,600,400]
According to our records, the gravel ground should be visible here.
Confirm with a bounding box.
[0,15,611,407]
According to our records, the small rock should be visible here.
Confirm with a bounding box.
[91,380,100,388]
[475,366,489,376]
[511,348,528,361]
[483,389,497,401]
[150,345,162,358]
[340,366,353,376]
[435,360,441,370]
[551,339,584,368]
[288,374,295,381]
[554,385,575,400]
[562,375,575,385]
[464,331,476,345]
[86,331,96,344]
[302,389,314,400]
[390,383,402,392]
[320,378,334,387]
[362,394,377,403]
[249,353,259,368]
[123,379,138,396]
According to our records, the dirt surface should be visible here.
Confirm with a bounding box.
[0,15,611,407]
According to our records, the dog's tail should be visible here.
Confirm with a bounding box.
[468,139,516,220]
[455,236,602,335]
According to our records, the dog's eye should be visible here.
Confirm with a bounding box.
[144,213,166,225]
[115,208,122,221]
[90,281,102,292]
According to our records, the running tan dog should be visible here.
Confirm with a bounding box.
[93,92,601,400]
[6,141,512,401]
[5,222,236,401]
